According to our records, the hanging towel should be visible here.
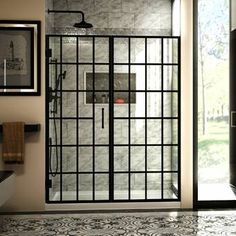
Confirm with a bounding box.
[2,122,25,164]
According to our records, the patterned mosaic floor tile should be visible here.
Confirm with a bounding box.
[0,211,236,236]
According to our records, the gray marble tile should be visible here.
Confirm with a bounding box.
[134,13,161,29]
[94,0,110,12]
[62,120,76,145]
[62,147,76,172]
[88,13,109,28]
[70,0,95,14]
[147,0,172,14]
[109,0,122,13]
[95,0,122,13]
[53,0,68,10]
[121,0,147,13]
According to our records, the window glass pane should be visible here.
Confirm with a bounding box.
[197,0,231,200]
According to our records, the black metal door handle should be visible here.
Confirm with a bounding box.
[102,108,104,129]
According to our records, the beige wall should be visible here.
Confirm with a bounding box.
[0,0,45,212]
[0,0,193,212]
[180,0,193,208]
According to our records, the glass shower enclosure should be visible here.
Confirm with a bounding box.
[46,35,180,203]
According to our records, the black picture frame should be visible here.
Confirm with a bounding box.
[0,20,41,96]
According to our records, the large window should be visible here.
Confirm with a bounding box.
[194,0,236,204]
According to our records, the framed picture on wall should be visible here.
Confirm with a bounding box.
[0,20,41,95]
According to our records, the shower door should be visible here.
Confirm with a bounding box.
[46,35,180,203]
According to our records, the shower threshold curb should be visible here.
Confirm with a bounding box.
[45,202,180,211]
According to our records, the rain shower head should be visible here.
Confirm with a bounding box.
[48,9,93,29]
[73,20,93,29]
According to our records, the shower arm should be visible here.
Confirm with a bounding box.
[48,9,85,22]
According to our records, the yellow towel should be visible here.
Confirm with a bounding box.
[2,122,25,164]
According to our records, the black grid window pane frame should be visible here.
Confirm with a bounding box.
[46,35,181,203]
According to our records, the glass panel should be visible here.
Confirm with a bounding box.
[131,146,145,171]
[163,146,171,171]
[49,147,61,174]
[95,106,109,144]
[49,37,60,62]
[131,119,145,144]
[114,103,128,118]
[147,173,161,199]
[62,37,76,63]
[114,73,129,92]
[163,173,178,199]
[147,120,161,144]
[163,38,178,64]
[172,93,178,118]
[131,38,145,63]
[163,120,178,144]
[147,38,161,63]
[147,92,161,117]
[78,92,93,117]
[131,173,145,199]
[79,120,93,145]
[62,65,76,90]
[114,147,128,172]
[62,174,76,200]
[49,99,60,118]
[62,92,76,117]
[114,119,128,144]
[147,66,161,91]
[163,120,171,144]
[114,38,128,63]
[92,91,109,104]
[163,92,178,117]
[198,0,231,201]
[172,146,178,172]
[131,65,145,90]
[79,65,92,91]
[95,37,109,63]
[95,147,109,172]
[147,146,162,171]
[49,119,60,145]
[171,173,178,196]
[114,174,129,200]
[95,65,109,91]
[95,174,109,200]
[130,92,145,117]
[172,119,178,145]
[62,147,76,172]
[49,63,60,91]
[62,120,76,145]
[163,65,178,90]
[79,147,92,172]
[49,174,60,201]
[114,65,129,90]
[79,174,93,200]
[86,73,109,92]
[114,92,133,104]
[79,37,93,63]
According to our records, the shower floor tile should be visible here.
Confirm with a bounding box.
[1,211,236,235]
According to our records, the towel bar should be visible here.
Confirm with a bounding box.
[0,124,40,133]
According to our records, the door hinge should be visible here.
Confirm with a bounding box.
[46,48,52,58]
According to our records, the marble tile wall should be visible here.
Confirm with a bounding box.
[46,0,54,34]
[46,0,172,36]
[47,0,177,197]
